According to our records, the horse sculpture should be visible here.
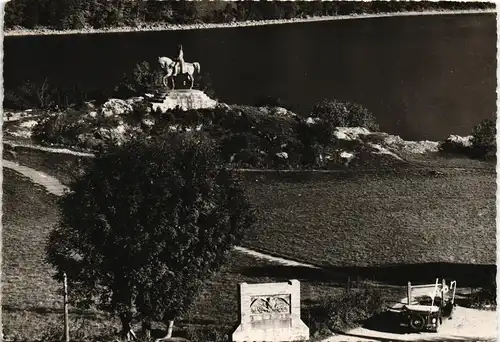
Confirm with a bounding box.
[158,56,201,90]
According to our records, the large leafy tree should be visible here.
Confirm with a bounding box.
[46,133,255,340]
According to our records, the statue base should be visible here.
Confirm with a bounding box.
[150,89,217,112]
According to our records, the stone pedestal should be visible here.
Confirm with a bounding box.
[232,279,309,342]
[150,89,217,112]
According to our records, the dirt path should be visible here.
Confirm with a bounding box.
[3,159,69,196]
[2,159,317,268]
[323,306,496,341]
[4,140,95,158]
[233,246,319,268]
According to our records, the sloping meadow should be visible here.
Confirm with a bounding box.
[239,169,496,275]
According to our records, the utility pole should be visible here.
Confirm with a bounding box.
[63,272,69,342]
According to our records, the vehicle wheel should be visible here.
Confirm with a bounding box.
[409,314,426,332]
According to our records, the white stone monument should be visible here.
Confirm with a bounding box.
[150,89,217,112]
[232,279,310,342]
[153,51,217,112]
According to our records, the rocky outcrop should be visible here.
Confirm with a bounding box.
[9,94,481,170]
[317,127,440,166]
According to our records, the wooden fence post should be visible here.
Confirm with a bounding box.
[407,281,411,305]
[63,272,69,342]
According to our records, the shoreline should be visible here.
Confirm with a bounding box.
[4,9,496,37]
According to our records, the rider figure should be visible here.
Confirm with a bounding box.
[173,44,185,76]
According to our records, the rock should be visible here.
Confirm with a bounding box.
[333,127,371,141]
[382,134,439,154]
[100,98,134,117]
[305,117,320,125]
[397,140,439,154]
[88,111,98,118]
[367,143,404,161]
[94,124,129,145]
[19,120,38,129]
[125,96,144,105]
[340,151,355,162]
[444,135,473,148]
[83,101,96,110]
[217,103,231,110]
[276,152,288,159]
[270,107,297,118]
[438,135,473,154]
[142,118,155,127]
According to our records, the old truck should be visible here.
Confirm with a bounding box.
[387,278,457,333]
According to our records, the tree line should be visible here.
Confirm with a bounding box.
[5,0,495,31]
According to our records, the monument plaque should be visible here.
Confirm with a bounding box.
[232,279,309,342]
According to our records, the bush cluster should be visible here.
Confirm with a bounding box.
[4,78,94,111]
[311,99,379,132]
[471,118,496,160]
[324,282,385,332]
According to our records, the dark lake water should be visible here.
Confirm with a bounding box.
[4,13,496,140]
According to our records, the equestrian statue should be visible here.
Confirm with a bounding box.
[158,45,201,90]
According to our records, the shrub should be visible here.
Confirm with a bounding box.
[183,326,230,342]
[193,72,217,99]
[469,270,496,310]
[325,282,384,332]
[4,79,90,111]
[214,105,303,168]
[32,109,131,151]
[4,79,54,110]
[114,61,163,98]
[310,99,379,131]
[32,110,91,146]
[471,118,496,159]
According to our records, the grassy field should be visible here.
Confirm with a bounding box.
[5,145,496,269]
[6,168,393,341]
[2,169,116,340]
[238,169,496,283]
